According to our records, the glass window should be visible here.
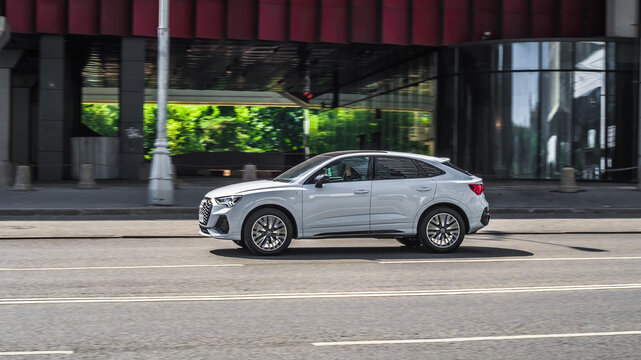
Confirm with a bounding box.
[540,72,572,178]
[374,156,419,180]
[541,42,573,70]
[442,161,471,176]
[509,42,540,70]
[573,71,605,179]
[575,42,605,70]
[317,156,370,183]
[416,160,446,177]
[274,155,331,183]
[492,72,540,178]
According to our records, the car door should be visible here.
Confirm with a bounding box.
[370,156,437,234]
[301,156,372,237]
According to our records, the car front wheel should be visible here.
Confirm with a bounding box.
[242,208,293,256]
[418,207,465,253]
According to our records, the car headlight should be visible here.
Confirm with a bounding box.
[214,195,243,207]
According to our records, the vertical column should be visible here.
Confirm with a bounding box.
[11,87,31,163]
[0,68,9,163]
[119,37,146,179]
[38,35,66,180]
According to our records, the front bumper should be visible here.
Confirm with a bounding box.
[198,198,241,240]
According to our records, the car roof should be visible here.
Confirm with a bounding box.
[319,150,449,163]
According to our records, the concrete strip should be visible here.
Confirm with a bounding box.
[0,218,640,239]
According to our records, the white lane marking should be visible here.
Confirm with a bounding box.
[312,330,641,346]
[379,256,641,264]
[0,350,74,356]
[2,283,641,305]
[0,264,244,271]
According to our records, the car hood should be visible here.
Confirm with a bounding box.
[204,180,296,198]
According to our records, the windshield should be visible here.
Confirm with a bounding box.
[273,156,331,183]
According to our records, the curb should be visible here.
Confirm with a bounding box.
[0,207,197,216]
[1,207,641,217]
[491,208,641,214]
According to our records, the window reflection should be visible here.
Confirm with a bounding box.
[510,42,540,70]
[541,42,573,70]
[573,71,605,179]
[575,42,605,70]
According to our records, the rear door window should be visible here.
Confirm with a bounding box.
[374,157,419,180]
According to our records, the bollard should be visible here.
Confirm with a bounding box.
[0,161,14,186]
[12,165,32,191]
[78,163,98,189]
[559,167,578,193]
[242,164,257,182]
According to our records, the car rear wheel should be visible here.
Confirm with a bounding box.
[242,208,293,256]
[418,207,465,253]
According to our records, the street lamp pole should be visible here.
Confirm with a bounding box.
[148,0,174,205]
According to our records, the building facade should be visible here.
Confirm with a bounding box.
[0,0,638,181]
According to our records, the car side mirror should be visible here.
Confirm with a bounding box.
[314,174,330,188]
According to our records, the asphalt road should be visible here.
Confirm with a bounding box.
[1,226,641,359]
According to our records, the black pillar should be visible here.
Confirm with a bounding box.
[119,37,146,179]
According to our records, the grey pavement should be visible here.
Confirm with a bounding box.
[2,233,641,358]
[1,177,641,217]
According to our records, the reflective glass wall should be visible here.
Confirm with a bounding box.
[308,53,437,156]
[437,40,636,180]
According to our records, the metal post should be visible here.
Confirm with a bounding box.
[303,109,310,160]
[148,0,174,205]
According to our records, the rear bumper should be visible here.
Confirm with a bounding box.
[481,207,490,226]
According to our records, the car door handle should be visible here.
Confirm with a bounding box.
[417,187,433,192]
[354,190,369,194]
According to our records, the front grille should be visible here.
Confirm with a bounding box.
[199,198,212,225]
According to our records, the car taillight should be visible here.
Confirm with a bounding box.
[469,184,484,195]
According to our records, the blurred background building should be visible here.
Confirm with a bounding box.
[0,0,638,181]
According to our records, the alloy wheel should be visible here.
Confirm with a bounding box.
[251,215,288,251]
[426,213,460,248]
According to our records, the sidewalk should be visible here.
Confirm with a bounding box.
[1,177,641,217]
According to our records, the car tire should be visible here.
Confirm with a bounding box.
[418,207,465,253]
[242,208,293,256]
[232,240,246,248]
[395,237,420,247]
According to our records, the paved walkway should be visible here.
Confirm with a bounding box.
[1,177,640,216]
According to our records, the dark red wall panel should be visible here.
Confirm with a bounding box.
[100,0,130,36]
[589,0,605,36]
[502,0,527,38]
[36,0,66,34]
[531,0,555,37]
[412,0,438,46]
[196,0,225,39]
[352,0,377,44]
[133,0,158,37]
[68,0,98,35]
[290,0,317,42]
[6,0,35,33]
[170,0,194,38]
[560,0,584,37]
[382,0,408,45]
[442,0,468,45]
[259,0,287,41]
[321,0,348,43]
[473,0,498,41]
[227,0,256,40]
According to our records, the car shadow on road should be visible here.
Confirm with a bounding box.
[210,245,533,261]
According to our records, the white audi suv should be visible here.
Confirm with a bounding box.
[199,150,490,255]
